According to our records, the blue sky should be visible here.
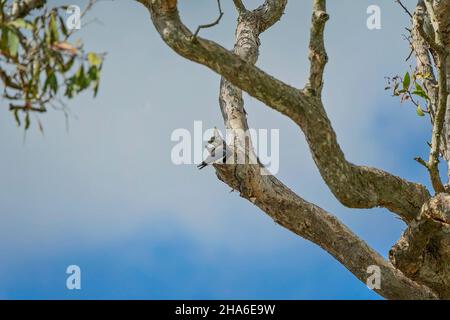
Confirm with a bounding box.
[0,0,435,299]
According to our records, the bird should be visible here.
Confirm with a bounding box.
[197,141,231,170]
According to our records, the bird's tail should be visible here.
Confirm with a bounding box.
[197,162,208,170]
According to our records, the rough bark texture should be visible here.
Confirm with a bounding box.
[136,0,450,299]
[139,0,431,223]
[413,1,450,188]
[390,193,450,298]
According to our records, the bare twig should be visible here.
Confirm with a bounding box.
[395,0,413,18]
[415,156,429,168]
[192,0,224,40]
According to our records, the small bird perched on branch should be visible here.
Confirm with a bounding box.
[197,140,231,170]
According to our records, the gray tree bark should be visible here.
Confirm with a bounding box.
[138,0,450,299]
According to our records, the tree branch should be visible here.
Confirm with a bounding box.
[139,0,430,222]
[140,0,446,299]
[390,193,450,298]
[232,0,246,14]
[412,1,449,193]
[306,0,328,96]
[395,0,413,18]
[217,162,437,299]
[212,1,436,298]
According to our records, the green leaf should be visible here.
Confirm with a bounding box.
[13,108,21,126]
[87,52,102,67]
[87,65,101,97]
[88,66,99,80]
[75,65,91,91]
[403,72,411,90]
[64,77,75,98]
[0,27,9,52]
[417,106,425,117]
[24,112,30,130]
[61,56,75,73]
[92,78,100,97]
[7,30,19,57]
[32,59,41,80]
[44,72,58,94]
[49,12,59,43]
[58,16,68,37]
[412,83,429,100]
[9,18,33,30]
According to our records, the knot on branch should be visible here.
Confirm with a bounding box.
[390,193,450,298]
[313,10,329,23]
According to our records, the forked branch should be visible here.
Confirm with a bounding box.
[140,0,430,222]
[138,0,439,299]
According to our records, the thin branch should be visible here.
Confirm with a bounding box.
[406,48,414,61]
[9,104,46,113]
[192,0,224,39]
[395,0,413,18]
[415,156,429,168]
[0,68,22,90]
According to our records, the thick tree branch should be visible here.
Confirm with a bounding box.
[232,0,246,14]
[217,162,437,299]
[390,193,450,298]
[306,0,328,96]
[425,0,450,193]
[211,1,437,299]
[427,0,450,186]
[428,51,448,193]
[139,0,430,222]
[412,1,449,192]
